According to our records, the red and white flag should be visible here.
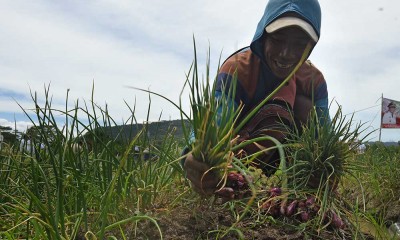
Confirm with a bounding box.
[381,97,400,128]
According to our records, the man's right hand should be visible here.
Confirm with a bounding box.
[183,153,220,196]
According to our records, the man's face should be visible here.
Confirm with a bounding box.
[263,26,313,79]
[389,106,396,113]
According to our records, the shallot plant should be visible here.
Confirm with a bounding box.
[285,104,371,192]
[280,103,373,231]
[130,39,313,191]
[0,85,180,239]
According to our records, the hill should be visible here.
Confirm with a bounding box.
[98,119,190,144]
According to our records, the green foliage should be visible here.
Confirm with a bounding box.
[1,89,398,239]
[285,105,371,191]
[187,43,240,168]
[2,42,399,239]
[0,126,20,146]
[0,85,184,239]
[338,144,400,239]
[352,143,400,212]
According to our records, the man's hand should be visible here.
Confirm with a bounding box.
[183,153,220,196]
[184,153,251,201]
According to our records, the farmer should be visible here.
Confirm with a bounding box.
[183,0,330,196]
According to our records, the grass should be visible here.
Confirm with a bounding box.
[1,45,399,239]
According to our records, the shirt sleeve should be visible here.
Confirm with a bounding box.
[296,60,331,125]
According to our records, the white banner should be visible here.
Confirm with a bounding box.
[381,97,400,128]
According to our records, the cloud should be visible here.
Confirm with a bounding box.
[0,118,33,133]
[0,0,399,141]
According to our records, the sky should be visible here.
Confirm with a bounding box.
[0,0,399,142]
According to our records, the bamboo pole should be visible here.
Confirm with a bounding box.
[379,93,383,142]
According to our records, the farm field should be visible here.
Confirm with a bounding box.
[0,91,399,240]
[1,52,400,239]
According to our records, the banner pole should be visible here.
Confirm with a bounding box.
[379,93,383,142]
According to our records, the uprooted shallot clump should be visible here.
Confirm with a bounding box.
[216,172,252,200]
[261,187,345,229]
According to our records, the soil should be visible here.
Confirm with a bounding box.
[73,196,400,239]
[386,203,400,222]
[152,208,305,240]
[129,199,369,240]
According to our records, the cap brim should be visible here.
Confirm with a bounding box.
[265,16,319,42]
